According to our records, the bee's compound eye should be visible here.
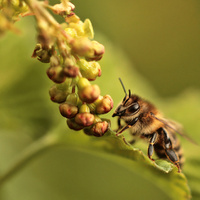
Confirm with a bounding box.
[128,103,140,113]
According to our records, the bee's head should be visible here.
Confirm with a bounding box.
[112,79,140,118]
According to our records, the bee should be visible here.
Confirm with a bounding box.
[112,78,188,172]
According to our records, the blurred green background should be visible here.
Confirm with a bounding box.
[73,0,200,97]
[0,0,200,199]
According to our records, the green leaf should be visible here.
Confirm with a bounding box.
[0,125,191,200]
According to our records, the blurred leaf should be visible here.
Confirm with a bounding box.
[0,125,191,200]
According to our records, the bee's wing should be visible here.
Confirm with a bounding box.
[151,113,198,145]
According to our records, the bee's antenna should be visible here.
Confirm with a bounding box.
[119,78,127,96]
[128,89,131,98]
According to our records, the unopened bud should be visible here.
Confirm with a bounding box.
[77,77,91,90]
[78,59,101,81]
[74,104,94,127]
[83,120,109,137]
[63,57,79,78]
[70,37,92,57]
[78,84,100,103]
[64,27,78,38]
[79,103,90,113]
[63,57,75,67]
[12,1,29,14]
[50,55,60,67]
[56,78,72,90]
[49,85,69,103]
[92,121,109,137]
[66,93,78,105]
[87,102,96,114]
[67,118,84,131]
[69,22,85,37]
[47,66,66,83]
[63,66,79,78]
[85,41,105,61]
[59,103,78,118]
[75,112,94,127]
[96,95,113,114]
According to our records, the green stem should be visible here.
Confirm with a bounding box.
[0,133,58,186]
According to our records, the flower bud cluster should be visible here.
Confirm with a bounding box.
[30,0,113,137]
[49,76,113,137]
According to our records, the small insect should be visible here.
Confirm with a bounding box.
[112,78,189,172]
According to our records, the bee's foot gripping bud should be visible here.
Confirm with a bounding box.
[112,113,117,117]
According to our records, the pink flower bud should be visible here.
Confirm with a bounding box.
[78,84,100,103]
[70,37,92,57]
[92,121,109,137]
[75,113,94,127]
[85,41,105,61]
[67,119,84,131]
[49,85,68,103]
[83,120,109,137]
[96,95,113,114]
[63,65,79,78]
[50,55,60,67]
[46,66,66,83]
[59,103,78,118]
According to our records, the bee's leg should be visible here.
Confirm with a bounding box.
[147,132,157,161]
[114,118,124,132]
[114,117,123,132]
[116,117,138,136]
[160,128,181,172]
